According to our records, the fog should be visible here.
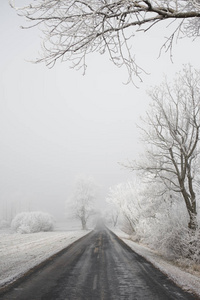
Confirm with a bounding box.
[0,1,199,221]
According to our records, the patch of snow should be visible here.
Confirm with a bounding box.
[0,224,91,288]
[111,228,200,298]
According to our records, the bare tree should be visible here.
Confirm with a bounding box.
[127,65,200,230]
[70,176,96,230]
[11,0,200,82]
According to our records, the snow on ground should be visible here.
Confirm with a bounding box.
[0,223,91,289]
[1,223,200,298]
[111,228,200,298]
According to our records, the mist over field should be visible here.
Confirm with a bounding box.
[0,1,199,223]
[1,2,200,299]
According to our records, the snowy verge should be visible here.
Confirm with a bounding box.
[0,228,91,289]
[111,228,200,298]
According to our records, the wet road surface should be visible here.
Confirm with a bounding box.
[0,227,198,300]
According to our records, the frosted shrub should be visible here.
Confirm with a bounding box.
[136,203,200,263]
[11,212,55,234]
[184,229,200,263]
[157,227,200,263]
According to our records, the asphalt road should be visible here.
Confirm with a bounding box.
[0,227,198,300]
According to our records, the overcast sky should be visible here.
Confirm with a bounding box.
[1,1,200,220]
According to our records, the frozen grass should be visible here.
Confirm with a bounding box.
[111,228,200,298]
[0,223,91,288]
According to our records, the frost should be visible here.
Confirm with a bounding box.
[11,212,55,234]
[0,224,90,288]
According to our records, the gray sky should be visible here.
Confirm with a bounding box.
[0,1,200,220]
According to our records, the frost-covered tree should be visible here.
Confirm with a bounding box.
[136,193,200,262]
[110,207,120,228]
[70,176,96,230]
[106,180,144,233]
[104,204,120,227]
[127,65,200,230]
[107,178,200,261]
[11,0,200,81]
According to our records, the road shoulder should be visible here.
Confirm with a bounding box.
[0,228,92,292]
[111,228,200,298]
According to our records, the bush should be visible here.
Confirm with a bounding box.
[11,211,55,234]
[135,204,200,263]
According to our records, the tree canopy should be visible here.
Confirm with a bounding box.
[70,176,96,230]
[11,0,200,82]
[127,65,200,230]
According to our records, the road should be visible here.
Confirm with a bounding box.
[0,227,198,300]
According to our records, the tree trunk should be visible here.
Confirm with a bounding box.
[188,212,198,231]
[180,185,198,231]
[81,217,87,230]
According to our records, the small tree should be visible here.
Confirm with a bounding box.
[128,65,200,230]
[104,205,120,228]
[106,180,144,233]
[110,208,120,228]
[70,176,96,230]
[11,0,200,81]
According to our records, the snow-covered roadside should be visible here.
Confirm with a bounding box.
[0,226,91,289]
[111,228,200,298]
